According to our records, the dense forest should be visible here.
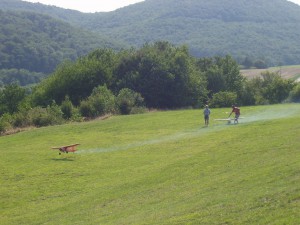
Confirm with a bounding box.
[1,42,299,134]
[1,0,300,72]
[87,0,300,66]
[0,10,122,73]
[0,7,123,86]
[0,0,98,25]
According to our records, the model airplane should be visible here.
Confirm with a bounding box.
[214,117,244,124]
[51,143,80,155]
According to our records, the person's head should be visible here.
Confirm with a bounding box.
[232,104,235,108]
[205,105,208,108]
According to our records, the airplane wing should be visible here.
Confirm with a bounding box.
[51,144,80,151]
[62,143,80,148]
[214,117,245,121]
[214,119,233,121]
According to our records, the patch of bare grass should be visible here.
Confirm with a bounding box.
[241,65,300,80]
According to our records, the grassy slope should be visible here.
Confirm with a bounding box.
[1,104,300,225]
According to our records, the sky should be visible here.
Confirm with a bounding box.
[23,0,300,13]
[22,0,145,12]
[21,0,300,13]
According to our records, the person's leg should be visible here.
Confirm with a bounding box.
[204,115,208,126]
[235,114,240,123]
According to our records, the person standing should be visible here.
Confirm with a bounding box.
[203,105,211,126]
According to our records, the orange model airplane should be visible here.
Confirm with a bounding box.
[51,144,80,155]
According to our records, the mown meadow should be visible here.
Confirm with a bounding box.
[1,104,299,224]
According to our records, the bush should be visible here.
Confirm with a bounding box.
[90,86,116,116]
[260,72,294,104]
[12,110,31,128]
[116,88,145,115]
[79,86,116,118]
[79,100,93,118]
[29,103,64,127]
[254,95,269,105]
[130,106,147,114]
[0,83,26,115]
[69,107,83,122]
[238,82,256,106]
[0,114,13,134]
[210,91,237,108]
[254,60,267,69]
[288,83,300,102]
[61,96,74,119]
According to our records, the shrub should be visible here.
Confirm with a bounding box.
[69,107,83,122]
[210,91,237,108]
[254,95,269,105]
[0,83,26,114]
[61,96,74,119]
[79,86,116,118]
[0,114,13,134]
[288,83,300,102]
[79,100,93,118]
[89,86,116,116]
[29,103,64,127]
[12,110,31,128]
[116,88,145,115]
[130,106,147,114]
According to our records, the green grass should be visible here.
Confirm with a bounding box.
[1,104,300,224]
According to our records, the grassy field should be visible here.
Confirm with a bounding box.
[1,104,300,225]
[240,65,300,81]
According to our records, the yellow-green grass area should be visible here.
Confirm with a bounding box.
[1,104,299,224]
[241,65,300,81]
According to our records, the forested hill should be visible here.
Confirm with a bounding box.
[1,0,300,79]
[0,8,123,79]
[2,0,300,68]
[0,0,98,25]
[86,0,300,66]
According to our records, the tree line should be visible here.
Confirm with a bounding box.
[1,42,299,134]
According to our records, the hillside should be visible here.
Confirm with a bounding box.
[0,0,98,25]
[0,8,123,75]
[1,104,300,224]
[88,0,300,66]
[1,0,300,69]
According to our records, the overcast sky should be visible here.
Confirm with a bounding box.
[21,0,300,13]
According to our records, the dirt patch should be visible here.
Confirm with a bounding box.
[1,126,36,136]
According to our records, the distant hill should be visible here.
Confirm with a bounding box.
[0,0,98,25]
[1,0,300,78]
[85,0,300,66]
[0,1,123,76]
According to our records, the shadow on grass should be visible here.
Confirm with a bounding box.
[51,157,75,162]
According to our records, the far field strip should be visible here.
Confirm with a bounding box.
[240,65,300,80]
